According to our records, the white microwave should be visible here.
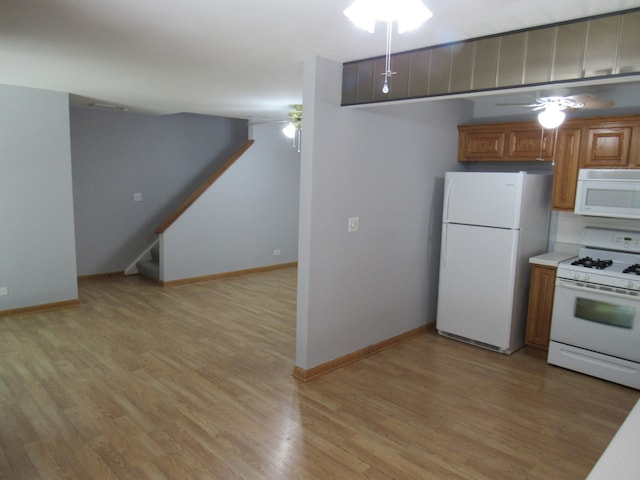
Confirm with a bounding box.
[574,168,640,219]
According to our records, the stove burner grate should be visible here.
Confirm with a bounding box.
[571,257,613,270]
[623,264,640,275]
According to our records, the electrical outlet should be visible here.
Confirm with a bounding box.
[0,287,7,296]
[273,249,281,256]
[348,216,359,233]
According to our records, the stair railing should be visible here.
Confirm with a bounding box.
[155,139,255,234]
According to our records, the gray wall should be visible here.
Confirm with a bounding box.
[70,108,247,275]
[296,57,473,370]
[161,122,300,282]
[0,84,78,311]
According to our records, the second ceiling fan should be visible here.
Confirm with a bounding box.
[497,94,615,128]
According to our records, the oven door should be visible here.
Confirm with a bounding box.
[550,278,640,362]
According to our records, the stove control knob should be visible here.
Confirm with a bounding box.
[581,273,590,282]
[627,280,637,289]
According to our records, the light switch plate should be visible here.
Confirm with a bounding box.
[348,216,359,233]
[133,193,142,202]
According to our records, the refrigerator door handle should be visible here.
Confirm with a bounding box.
[441,224,448,267]
[443,179,453,222]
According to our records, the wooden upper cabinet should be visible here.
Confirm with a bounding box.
[551,128,582,211]
[457,115,640,211]
[632,126,640,168]
[582,126,633,167]
[507,128,555,160]
[458,123,553,161]
[458,126,506,160]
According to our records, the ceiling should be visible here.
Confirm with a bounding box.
[3,0,640,122]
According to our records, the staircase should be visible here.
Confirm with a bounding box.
[130,140,255,285]
[136,244,160,281]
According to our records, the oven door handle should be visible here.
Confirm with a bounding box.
[556,279,636,300]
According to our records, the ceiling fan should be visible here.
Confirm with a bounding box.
[497,94,615,129]
[248,105,303,152]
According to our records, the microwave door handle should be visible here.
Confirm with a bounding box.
[557,279,636,300]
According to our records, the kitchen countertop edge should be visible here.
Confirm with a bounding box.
[587,399,640,479]
[529,252,576,267]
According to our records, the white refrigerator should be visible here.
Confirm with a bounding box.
[436,171,551,353]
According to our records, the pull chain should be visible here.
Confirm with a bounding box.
[538,128,544,161]
[381,21,396,94]
[552,127,559,167]
[538,127,559,166]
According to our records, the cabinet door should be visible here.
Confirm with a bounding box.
[551,128,581,210]
[458,129,506,160]
[506,128,555,160]
[631,126,640,168]
[525,264,557,350]
[582,126,632,167]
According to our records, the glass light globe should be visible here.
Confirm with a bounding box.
[344,0,432,33]
[538,105,566,129]
[282,122,296,139]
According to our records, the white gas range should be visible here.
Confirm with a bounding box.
[548,227,640,390]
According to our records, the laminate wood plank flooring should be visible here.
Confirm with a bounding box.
[1,267,638,479]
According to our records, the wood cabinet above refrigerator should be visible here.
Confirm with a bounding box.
[457,115,640,210]
[458,123,555,161]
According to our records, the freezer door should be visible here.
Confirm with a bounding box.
[436,223,519,350]
[443,172,524,228]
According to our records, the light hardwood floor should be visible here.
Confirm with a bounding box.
[1,267,638,479]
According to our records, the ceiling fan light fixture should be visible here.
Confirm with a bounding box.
[396,0,433,33]
[344,0,432,95]
[538,104,566,129]
[343,1,376,33]
[344,0,432,33]
[282,104,303,152]
[282,122,296,139]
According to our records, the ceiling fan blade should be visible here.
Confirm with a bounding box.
[566,94,615,109]
[247,119,288,126]
[495,102,540,107]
